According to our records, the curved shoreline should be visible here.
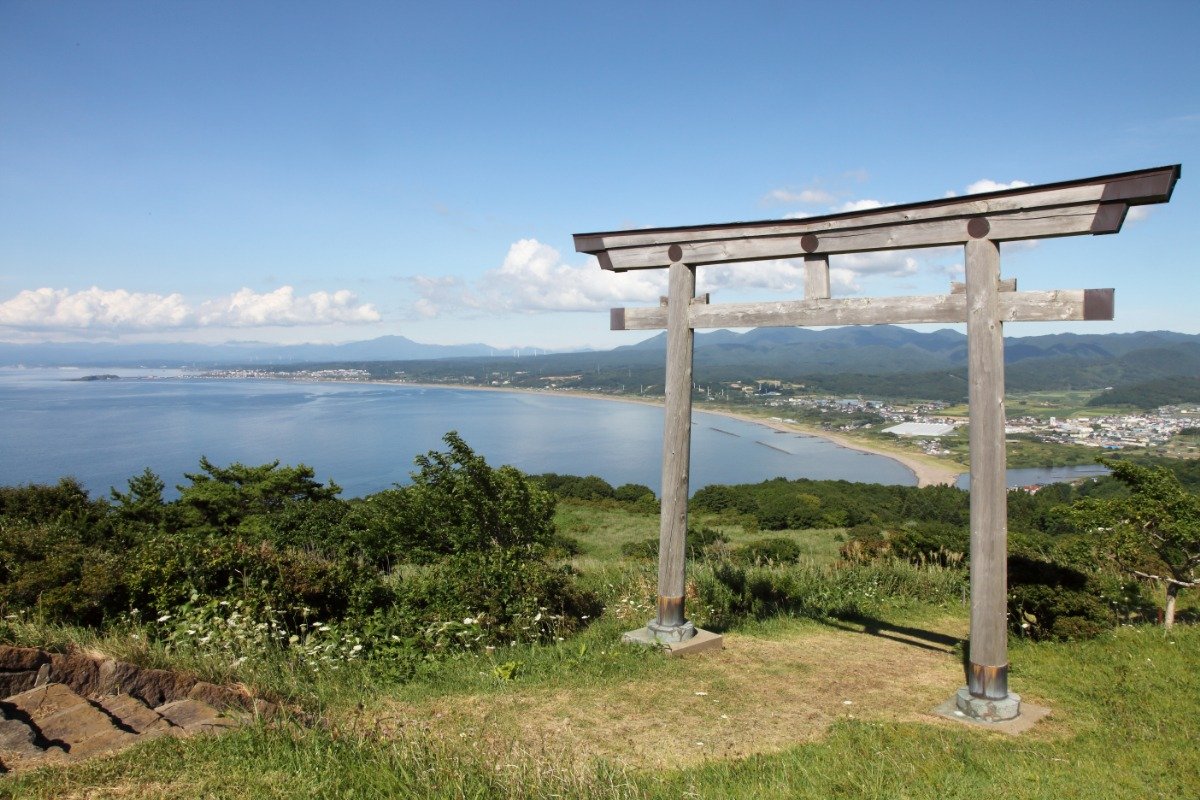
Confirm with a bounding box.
[697,407,964,488]
[280,376,966,488]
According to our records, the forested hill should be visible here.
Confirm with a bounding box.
[319,328,1200,403]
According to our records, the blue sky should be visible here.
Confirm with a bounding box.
[1,1,1197,350]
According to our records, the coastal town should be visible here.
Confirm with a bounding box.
[761,392,1198,451]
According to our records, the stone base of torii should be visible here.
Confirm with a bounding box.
[574,165,1179,725]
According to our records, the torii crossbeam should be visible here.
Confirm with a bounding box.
[574,164,1180,723]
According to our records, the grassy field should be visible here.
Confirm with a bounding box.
[4,504,1198,799]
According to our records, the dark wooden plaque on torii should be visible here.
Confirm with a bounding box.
[574,164,1180,723]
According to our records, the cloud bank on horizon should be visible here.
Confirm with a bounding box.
[0,286,379,334]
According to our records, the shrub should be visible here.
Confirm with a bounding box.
[732,537,803,565]
[533,473,615,501]
[403,432,557,556]
[1007,554,1118,641]
[128,532,385,626]
[614,483,654,504]
[839,524,888,563]
[0,524,129,626]
[620,526,728,561]
[889,522,968,566]
[388,549,602,651]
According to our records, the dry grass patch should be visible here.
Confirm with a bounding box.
[364,615,970,770]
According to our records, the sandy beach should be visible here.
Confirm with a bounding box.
[702,408,964,488]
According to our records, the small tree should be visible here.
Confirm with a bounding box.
[1064,459,1200,628]
[177,457,341,532]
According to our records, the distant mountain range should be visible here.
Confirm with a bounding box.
[360,327,1200,402]
[0,335,556,367]
[625,327,1200,374]
[3,328,1198,402]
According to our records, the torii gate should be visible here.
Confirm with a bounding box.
[574,164,1180,723]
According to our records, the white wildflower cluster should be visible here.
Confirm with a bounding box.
[606,573,657,624]
[420,606,571,654]
[153,596,364,672]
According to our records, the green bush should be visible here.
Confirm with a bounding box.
[1007,554,1119,641]
[613,483,654,503]
[732,537,803,565]
[533,473,615,501]
[0,523,129,626]
[889,522,968,566]
[388,549,602,652]
[839,524,888,563]
[620,526,728,560]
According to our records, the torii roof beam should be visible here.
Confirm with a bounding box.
[574,165,1180,271]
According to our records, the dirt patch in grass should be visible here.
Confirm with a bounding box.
[367,616,971,770]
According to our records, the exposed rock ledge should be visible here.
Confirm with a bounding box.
[0,645,278,773]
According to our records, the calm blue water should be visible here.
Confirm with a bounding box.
[956,464,1110,490]
[0,367,918,498]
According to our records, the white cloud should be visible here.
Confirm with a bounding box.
[761,187,836,205]
[198,287,380,327]
[836,250,926,278]
[1126,206,1152,223]
[835,198,887,213]
[699,260,806,294]
[0,285,378,332]
[411,239,666,316]
[965,178,1030,194]
[0,287,190,330]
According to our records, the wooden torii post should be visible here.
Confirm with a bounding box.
[574,165,1180,722]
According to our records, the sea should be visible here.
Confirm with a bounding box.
[0,367,1108,498]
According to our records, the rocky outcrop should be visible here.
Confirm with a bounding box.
[0,645,276,773]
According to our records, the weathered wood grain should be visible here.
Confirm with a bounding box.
[575,166,1180,271]
[657,261,695,629]
[804,255,831,300]
[594,206,1112,270]
[965,238,1009,699]
[951,278,1016,294]
[610,289,1113,331]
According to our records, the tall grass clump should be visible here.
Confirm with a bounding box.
[690,558,966,630]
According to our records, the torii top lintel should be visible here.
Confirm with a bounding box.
[574,165,1180,271]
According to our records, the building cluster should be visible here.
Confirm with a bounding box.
[760,391,1197,452]
[202,368,372,380]
[1003,407,1198,449]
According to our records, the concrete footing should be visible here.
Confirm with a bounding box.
[622,626,724,657]
[956,686,1021,722]
[932,687,1051,734]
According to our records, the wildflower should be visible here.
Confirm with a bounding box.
[463,617,476,625]
[157,614,171,623]
[351,644,363,653]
